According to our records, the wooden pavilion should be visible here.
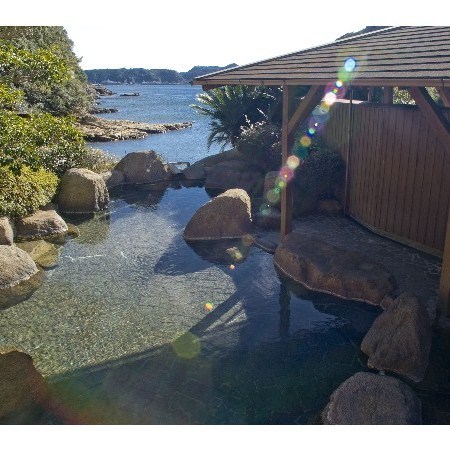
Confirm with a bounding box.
[191,26,450,316]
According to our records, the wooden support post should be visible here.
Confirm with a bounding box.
[280,84,293,238]
[382,86,393,104]
[280,84,325,239]
[438,87,450,107]
[409,86,450,316]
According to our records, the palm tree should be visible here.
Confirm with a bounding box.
[191,85,281,150]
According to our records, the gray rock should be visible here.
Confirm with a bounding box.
[114,151,172,184]
[184,189,253,241]
[322,372,422,425]
[273,233,396,305]
[183,164,207,180]
[0,245,38,290]
[205,160,265,195]
[15,210,68,240]
[101,169,124,188]
[361,293,432,382]
[0,216,14,245]
[57,168,109,214]
[0,351,48,421]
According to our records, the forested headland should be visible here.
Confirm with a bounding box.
[84,64,237,85]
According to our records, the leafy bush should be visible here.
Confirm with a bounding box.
[235,121,281,170]
[0,166,59,218]
[78,147,118,173]
[292,148,345,216]
[0,111,86,176]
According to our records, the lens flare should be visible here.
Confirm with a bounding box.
[279,166,294,181]
[324,92,337,106]
[287,155,300,169]
[205,302,214,312]
[242,234,254,246]
[336,80,343,88]
[172,332,201,359]
[229,264,235,270]
[300,135,311,147]
[344,57,356,72]
[266,189,280,204]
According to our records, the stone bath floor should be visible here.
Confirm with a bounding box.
[260,212,442,323]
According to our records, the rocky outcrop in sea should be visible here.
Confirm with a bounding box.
[77,115,192,142]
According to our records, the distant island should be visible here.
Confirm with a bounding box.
[84,64,238,85]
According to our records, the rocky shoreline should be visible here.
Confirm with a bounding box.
[77,115,192,142]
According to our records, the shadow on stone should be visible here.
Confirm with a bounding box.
[0,270,46,311]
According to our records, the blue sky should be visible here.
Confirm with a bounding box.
[2,1,448,71]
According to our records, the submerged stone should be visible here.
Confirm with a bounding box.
[361,292,432,382]
[273,233,396,306]
[16,240,60,270]
[184,189,253,241]
[322,372,422,425]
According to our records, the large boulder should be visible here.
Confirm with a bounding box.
[361,293,432,382]
[322,372,422,425]
[184,189,253,241]
[0,216,14,245]
[0,245,39,290]
[57,168,109,214]
[114,151,171,184]
[100,170,124,188]
[205,160,265,195]
[0,351,48,422]
[15,210,68,241]
[273,233,396,305]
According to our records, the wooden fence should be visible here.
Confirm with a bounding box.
[323,101,450,256]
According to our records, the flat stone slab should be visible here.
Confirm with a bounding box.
[15,210,68,240]
[0,245,39,290]
[322,372,422,424]
[184,189,253,241]
[273,233,396,305]
[361,292,432,382]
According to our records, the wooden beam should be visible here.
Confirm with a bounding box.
[280,84,293,237]
[382,86,393,104]
[408,87,450,150]
[408,87,450,317]
[192,78,450,89]
[438,87,450,107]
[287,85,325,135]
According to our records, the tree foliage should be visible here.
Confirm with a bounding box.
[0,26,94,115]
[191,85,282,149]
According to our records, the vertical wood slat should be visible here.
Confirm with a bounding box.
[324,102,450,255]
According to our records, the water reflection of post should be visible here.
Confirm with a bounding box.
[279,283,291,339]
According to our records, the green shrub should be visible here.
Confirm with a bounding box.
[0,110,86,176]
[293,148,345,216]
[235,121,281,170]
[78,147,118,173]
[0,166,59,218]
